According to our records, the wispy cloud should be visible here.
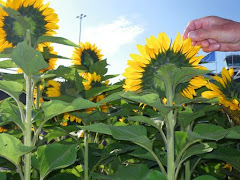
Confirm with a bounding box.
[82,16,144,56]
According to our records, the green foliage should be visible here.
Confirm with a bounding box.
[0,80,23,100]
[36,36,78,47]
[33,143,77,180]
[0,99,24,130]
[41,97,98,120]
[0,133,34,165]
[11,41,48,76]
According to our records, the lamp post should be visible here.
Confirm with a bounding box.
[76,14,87,44]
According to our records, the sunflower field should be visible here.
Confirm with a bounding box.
[0,0,240,180]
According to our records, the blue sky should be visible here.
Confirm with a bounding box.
[46,0,240,81]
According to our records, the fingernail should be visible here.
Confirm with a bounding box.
[188,31,196,39]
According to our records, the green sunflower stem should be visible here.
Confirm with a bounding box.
[166,110,175,180]
[84,130,89,180]
[23,75,33,180]
[165,83,176,180]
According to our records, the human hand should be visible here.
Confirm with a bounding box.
[183,16,240,52]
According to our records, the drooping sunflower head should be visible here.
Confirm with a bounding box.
[123,32,206,92]
[81,72,102,90]
[202,67,240,109]
[72,42,103,68]
[201,67,240,124]
[0,0,59,51]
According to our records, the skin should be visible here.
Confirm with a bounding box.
[183,16,240,52]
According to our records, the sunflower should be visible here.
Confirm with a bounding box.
[45,80,83,124]
[0,126,7,132]
[63,112,82,123]
[86,94,109,114]
[81,72,102,90]
[0,0,59,51]
[122,32,206,92]
[72,42,103,67]
[181,76,208,99]
[45,80,61,97]
[201,67,240,124]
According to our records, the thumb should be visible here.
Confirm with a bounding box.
[188,28,217,41]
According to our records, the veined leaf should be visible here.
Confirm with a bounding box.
[36,36,78,47]
[35,143,77,180]
[0,60,17,68]
[0,80,23,100]
[42,97,98,120]
[0,133,34,165]
[11,41,48,76]
[0,99,24,130]
[121,91,170,116]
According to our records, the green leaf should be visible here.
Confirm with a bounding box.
[0,60,17,68]
[48,173,78,180]
[0,99,24,130]
[11,41,48,76]
[0,73,24,84]
[45,127,69,143]
[178,110,205,129]
[74,69,84,92]
[42,97,98,120]
[82,123,153,150]
[193,175,217,180]
[97,91,123,104]
[129,148,155,161]
[0,133,35,165]
[0,80,23,100]
[182,142,217,162]
[121,91,169,115]
[89,59,108,76]
[145,170,167,180]
[200,146,240,172]
[173,67,210,88]
[36,36,78,47]
[175,131,188,156]
[0,173,6,180]
[128,116,160,130]
[0,48,13,58]
[85,85,121,99]
[192,124,228,141]
[36,143,77,180]
[55,66,75,79]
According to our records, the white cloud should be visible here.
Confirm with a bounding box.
[82,16,144,56]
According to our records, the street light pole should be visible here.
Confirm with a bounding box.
[76,14,87,44]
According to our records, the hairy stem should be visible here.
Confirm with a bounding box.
[23,75,33,180]
[84,131,89,180]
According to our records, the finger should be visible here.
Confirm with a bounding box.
[201,40,210,48]
[188,28,219,42]
[191,40,197,46]
[208,39,217,44]
[183,17,208,39]
[217,43,240,52]
[202,43,220,52]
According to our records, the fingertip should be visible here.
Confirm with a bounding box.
[188,31,197,40]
